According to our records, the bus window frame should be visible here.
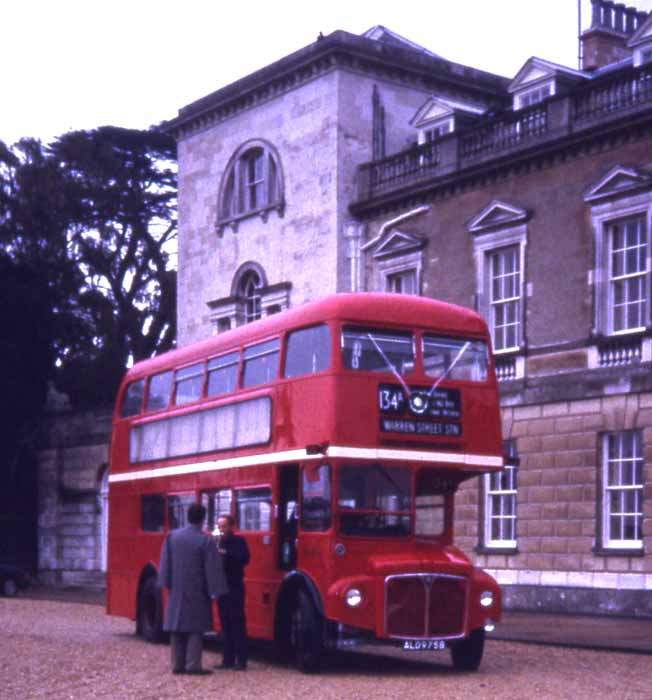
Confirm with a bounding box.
[335,462,413,539]
[166,491,198,531]
[120,378,146,418]
[145,369,175,413]
[414,467,456,542]
[173,360,207,407]
[201,487,234,534]
[206,350,242,398]
[234,484,274,534]
[139,492,167,534]
[340,325,417,376]
[282,323,333,379]
[241,337,281,389]
[299,462,334,534]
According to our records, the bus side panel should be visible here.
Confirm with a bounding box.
[241,532,278,640]
[278,376,337,450]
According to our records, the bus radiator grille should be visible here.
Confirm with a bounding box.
[385,574,467,638]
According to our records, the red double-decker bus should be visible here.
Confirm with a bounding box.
[107,293,503,671]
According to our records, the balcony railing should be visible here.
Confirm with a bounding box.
[357,141,440,197]
[354,63,652,203]
[598,336,642,367]
[495,355,518,381]
[458,104,548,163]
[574,64,652,123]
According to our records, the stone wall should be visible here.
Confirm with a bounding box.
[38,408,111,587]
[454,392,652,616]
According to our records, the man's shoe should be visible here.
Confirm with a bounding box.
[215,661,235,669]
[185,668,212,675]
[172,669,185,675]
[233,662,247,671]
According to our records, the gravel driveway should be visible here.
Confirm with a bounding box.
[0,597,649,699]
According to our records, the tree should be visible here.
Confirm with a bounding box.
[50,126,178,405]
[0,139,80,566]
[1,126,177,407]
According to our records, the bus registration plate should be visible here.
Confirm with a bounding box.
[402,639,446,651]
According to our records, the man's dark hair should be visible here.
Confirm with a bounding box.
[217,513,235,526]
[187,503,207,525]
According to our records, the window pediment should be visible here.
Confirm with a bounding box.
[367,229,426,259]
[508,58,587,93]
[467,200,529,234]
[627,13,652,48]
[584,166,652,203]
[410,96,484,129]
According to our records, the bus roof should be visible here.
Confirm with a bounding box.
[124,293,488,381]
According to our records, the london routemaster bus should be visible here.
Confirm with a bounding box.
[107,293,504,671]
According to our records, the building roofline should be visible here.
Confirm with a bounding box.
[163,29,509,139]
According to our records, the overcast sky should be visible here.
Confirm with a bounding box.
[3,0,652,146]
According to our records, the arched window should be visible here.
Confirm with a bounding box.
[239,269,262,323]
[209,262,291,331]
[218,140,284,232]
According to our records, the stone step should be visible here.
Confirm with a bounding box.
[60,570,106,589]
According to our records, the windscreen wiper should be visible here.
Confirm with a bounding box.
[428,341,470,396]
[366,332,411,399]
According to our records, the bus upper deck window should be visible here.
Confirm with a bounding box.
[284,325,331,378]
[120,379,144,418]
[422,335,488,382]
[207,352,239,397]
[341,328,414,374]
[174,362,204,405]
[242,339,280,388]
[146,370,173,412]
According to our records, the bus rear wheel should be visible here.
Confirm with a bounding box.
[451,628,485,671]
[137,577,165,644]
[289,590,323,672]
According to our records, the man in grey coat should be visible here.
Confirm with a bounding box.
[159,502,226,675]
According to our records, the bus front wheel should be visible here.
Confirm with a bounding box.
[451,628,485,671]
[137,577,165,644]
[289,589,323,672]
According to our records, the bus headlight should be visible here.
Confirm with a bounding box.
[345,588,363,607]
[484,620,496,632]
[479,590,493,608]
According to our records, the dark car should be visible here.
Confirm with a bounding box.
[0,564,31,596]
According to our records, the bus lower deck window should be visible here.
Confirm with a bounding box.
[235,487,272,531]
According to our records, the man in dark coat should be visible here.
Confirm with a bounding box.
[215,513,250,670]
[159,502,226,675]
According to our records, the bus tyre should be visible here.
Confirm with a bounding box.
[291,590,323,673]
[138,577,165,644]
[451,628,485,671]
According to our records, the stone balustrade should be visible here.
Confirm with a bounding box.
[355,63,652,203]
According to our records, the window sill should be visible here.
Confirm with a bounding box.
[475,544,519,556]
[216,200,285,236]
[593,545,645,557]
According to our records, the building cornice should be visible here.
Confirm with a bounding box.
[163,30,509,141]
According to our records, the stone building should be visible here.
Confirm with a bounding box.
[37,406,111,587]
[348,2,652,616]
[166,26,506,344]
[163,0,652,617]
[37,1,652,611]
